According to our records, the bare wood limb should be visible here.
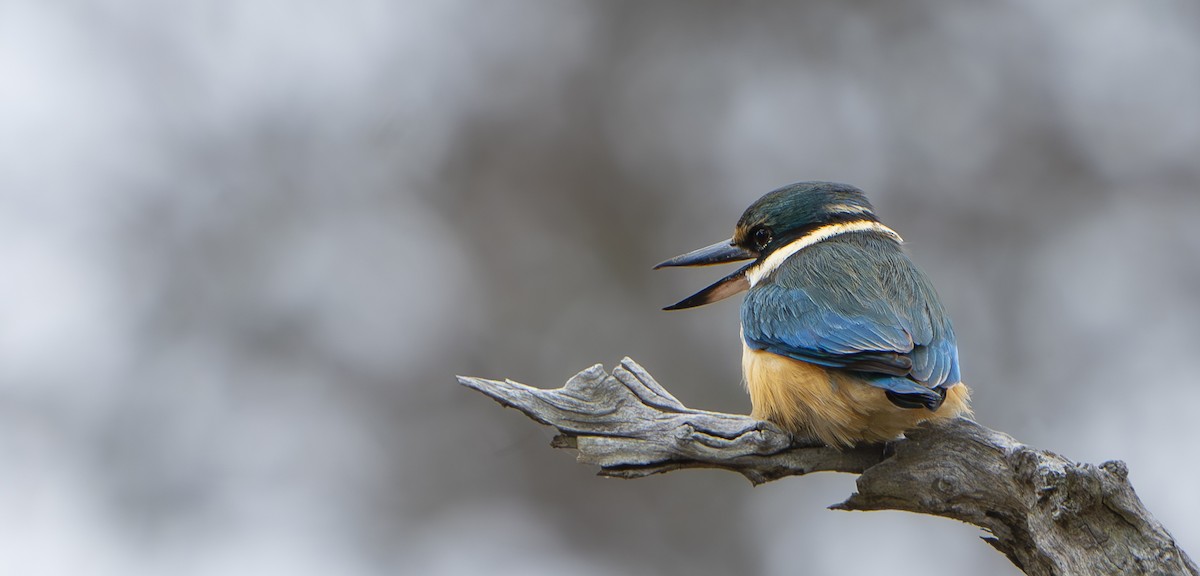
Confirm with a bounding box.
[459,358,1198,576]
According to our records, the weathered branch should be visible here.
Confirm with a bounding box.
[459,358,1197,576]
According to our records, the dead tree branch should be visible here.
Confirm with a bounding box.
[459,358,1197,576]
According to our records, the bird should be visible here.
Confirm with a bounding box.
[655,181,970,448]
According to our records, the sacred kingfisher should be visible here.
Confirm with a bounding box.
[656,181,970,448]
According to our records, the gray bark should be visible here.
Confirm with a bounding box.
[458,358,1197,576]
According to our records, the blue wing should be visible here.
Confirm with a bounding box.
[741,237,961,400]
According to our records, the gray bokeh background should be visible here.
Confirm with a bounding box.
[3,1,1199,575]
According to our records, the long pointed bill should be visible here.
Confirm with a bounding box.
[662,263,753,310]
[654,239,755,269]
[655,238,757,310]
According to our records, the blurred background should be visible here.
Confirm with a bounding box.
[2,1,1199,574]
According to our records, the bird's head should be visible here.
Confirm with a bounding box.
[655,181,895,310]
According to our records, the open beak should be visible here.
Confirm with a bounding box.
[654,239,756,310]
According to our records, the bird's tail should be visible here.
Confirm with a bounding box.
[869,376,946,411]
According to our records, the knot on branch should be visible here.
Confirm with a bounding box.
[1101,459,1129,480]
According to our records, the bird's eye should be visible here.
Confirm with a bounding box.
[752,227,772,249]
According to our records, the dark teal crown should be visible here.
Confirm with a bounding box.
[732,181,879,252]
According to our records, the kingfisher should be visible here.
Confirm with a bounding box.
[656,181,970,448]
